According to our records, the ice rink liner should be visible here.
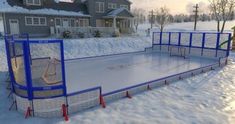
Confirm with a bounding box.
[65,51,218,95]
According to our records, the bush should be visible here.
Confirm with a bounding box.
[94,30,101,37]
[78,32,85,38]
[112,31,120,37]
[63,31,71,38]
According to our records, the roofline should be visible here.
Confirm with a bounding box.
[103,16,134,19]
[0,11,91,17]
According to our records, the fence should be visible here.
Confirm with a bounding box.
[5,34,102,118]
[152,32,232,58]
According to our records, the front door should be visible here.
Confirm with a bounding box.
[9,19,19,34]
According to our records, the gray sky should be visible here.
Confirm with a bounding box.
[130,0,209,14]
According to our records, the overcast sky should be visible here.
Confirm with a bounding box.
[130,0,209,14]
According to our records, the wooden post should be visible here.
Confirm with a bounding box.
[232,26,235,50]
[193,4,199,31]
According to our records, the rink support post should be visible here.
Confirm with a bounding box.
[147,85,152,90]
[25,107,32,119]
[100,95,106,108]
[126,91,132,99]
[62,104,69,121]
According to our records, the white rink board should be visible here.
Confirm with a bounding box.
[65,52,218,94]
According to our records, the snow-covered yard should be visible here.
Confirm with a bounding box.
[0,21,235,124]
[0,54,235,124]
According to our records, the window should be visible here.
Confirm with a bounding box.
[26,0,41,6]
[25,17,47,26]
[55,18,61,26]
[79,19,89,27]
[40,18,46,25]
[96,19,105,27]
[120,5,129,9]
[95,2,105,13]
[33,18,39,25]
[70,19,75,27]
[26,17,33,25]
[108,3,117,9]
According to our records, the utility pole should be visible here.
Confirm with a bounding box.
[149,10,154,29]
[193,4,199,31]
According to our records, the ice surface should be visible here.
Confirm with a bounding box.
[65,52,217,94]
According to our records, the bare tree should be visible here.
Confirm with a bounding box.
[209,0,235,33]
[154,6,171,32]
[132,8,146,32]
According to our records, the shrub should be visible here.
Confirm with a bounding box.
[63,31,71,38]
[112,31,120,37]
[94,30,101,37]
[78,32,85,38]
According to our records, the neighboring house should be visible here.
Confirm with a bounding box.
[0,0,134,37]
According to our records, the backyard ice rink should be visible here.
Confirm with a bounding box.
[65,52,217,94]
[0,21,235,124]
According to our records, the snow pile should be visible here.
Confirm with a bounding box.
[0,36,151,71]
[63,37,151,59]
[0,0,89,17]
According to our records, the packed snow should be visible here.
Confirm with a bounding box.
[0,21,235,124]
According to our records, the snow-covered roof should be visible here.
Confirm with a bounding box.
[54,0,74,3]
[0,0,90,17]
[105,8,134,18]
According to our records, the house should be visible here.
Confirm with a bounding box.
[0,0,134,37]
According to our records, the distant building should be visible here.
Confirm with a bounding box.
[0,0,134,37]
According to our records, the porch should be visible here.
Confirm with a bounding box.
[103,8,135,34]
[54,8,135,38]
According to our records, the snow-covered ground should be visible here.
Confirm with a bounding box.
[137,20,235,36]
[0,21,235,124]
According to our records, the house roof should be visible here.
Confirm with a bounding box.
[0,0,90,17]
[104,8,134,18]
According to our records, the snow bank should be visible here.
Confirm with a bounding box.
[63,37,151,59]
[0,36,152,71]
